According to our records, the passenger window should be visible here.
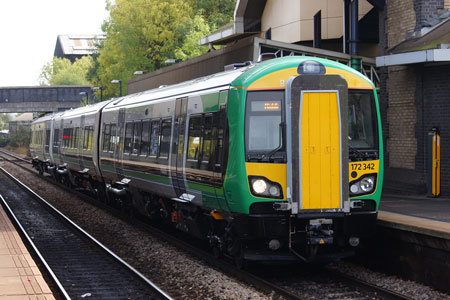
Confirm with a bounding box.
[213,111,224,170]
[187,116,202,161]
[74,127,80,149]
[150,120,160,156]
[83,126,90,150]
[124,122,133,154]
[69,128,74,148]
[159,119,171,158]
[45,129,50,146]
[109,124,117,152]
[88,126,94,151]
[202,115,213,166]
[53,129,59,146]
[132,121,142,155]
[103,124,110,151]
[141,121,150,156]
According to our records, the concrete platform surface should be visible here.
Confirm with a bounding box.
[379,193,450,239]
[0,203,55,300]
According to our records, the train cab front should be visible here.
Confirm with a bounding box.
[236,60,382,263]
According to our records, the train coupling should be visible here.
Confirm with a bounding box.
[307,219,334,245]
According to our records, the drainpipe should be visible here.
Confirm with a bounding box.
[350,0,361,71]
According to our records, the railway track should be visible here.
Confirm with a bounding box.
[0,160,172,300]
[0,149,417,300]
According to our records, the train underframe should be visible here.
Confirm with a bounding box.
[32,160,377,265]
[106,181,378,265]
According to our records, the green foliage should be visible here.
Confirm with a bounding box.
[0,114,12,130]
[175,13,211,61]
[0,136,7,147]
[95,0,197,97]
[189,0,236,30]
[38,0,237,99]
[8,125,30,148]
[39,56,94,86]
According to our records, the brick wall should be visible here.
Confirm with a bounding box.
[386,66,417,170]
[384,0,418,170]
[420,65,450,196]
[414,0,445,29]
[378,0,450,195]
[386,0,416,48]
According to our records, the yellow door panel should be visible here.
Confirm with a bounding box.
[301,92,341,209]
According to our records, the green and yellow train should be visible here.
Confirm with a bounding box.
[30,56,383,263]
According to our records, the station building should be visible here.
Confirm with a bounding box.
[54,34,105,63]
[129,0,450,198]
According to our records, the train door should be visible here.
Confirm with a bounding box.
[214,90,229,210]
[114,108,126,180]
[52,119,61,164]
[171,97,189,200]
[79,115,85,170]
[58,119,64,165]
[286,74,349,214]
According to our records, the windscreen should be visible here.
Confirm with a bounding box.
[245,91,284,153]
[348,91,378,149]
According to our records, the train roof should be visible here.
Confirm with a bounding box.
[32,101,110,125]
[231,56,374,89]
[32,57,375,122]
[103,65,251,110]
[103,56,374,110]
[57,100,110,119]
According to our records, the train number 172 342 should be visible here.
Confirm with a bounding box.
[351,162,375,171]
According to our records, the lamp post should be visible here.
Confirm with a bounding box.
[111,79,122,97]
[133,70,147,75]
[93,86,104,102]
[79,91,89,104]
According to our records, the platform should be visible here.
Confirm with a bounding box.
[379,193,450,239]
[0,203,55,300]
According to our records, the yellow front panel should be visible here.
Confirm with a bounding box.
[246,163,287,200]
[301,92,341,209]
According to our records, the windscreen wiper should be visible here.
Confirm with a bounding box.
[261,122,285,162]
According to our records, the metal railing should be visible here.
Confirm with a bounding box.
[255,38,380,88]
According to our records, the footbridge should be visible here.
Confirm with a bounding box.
[0,86,92,113]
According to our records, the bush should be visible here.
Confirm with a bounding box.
[0,136,8,147]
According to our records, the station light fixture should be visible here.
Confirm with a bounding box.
[111,79,122,97]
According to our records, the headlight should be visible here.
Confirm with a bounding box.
[252,179,267,194]
[360,177,374,192]
[350,175,376,195]
[249,176,283,199]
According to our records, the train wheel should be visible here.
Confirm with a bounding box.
[38,164,44,175]
[234,246,247,269]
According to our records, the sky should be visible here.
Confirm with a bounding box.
[0,0,109,87]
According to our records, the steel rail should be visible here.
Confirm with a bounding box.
[0,165,173,300]
[0,193,71,300]
[0,150,416,300]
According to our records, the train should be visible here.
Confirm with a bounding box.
[30,56,383,264]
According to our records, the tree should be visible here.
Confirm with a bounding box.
[189,0,236,30]
[95,0,230,98]
[0,114,12,130]
[8,125,30,148]
[175,13,211,61]
[39,56,94,86]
